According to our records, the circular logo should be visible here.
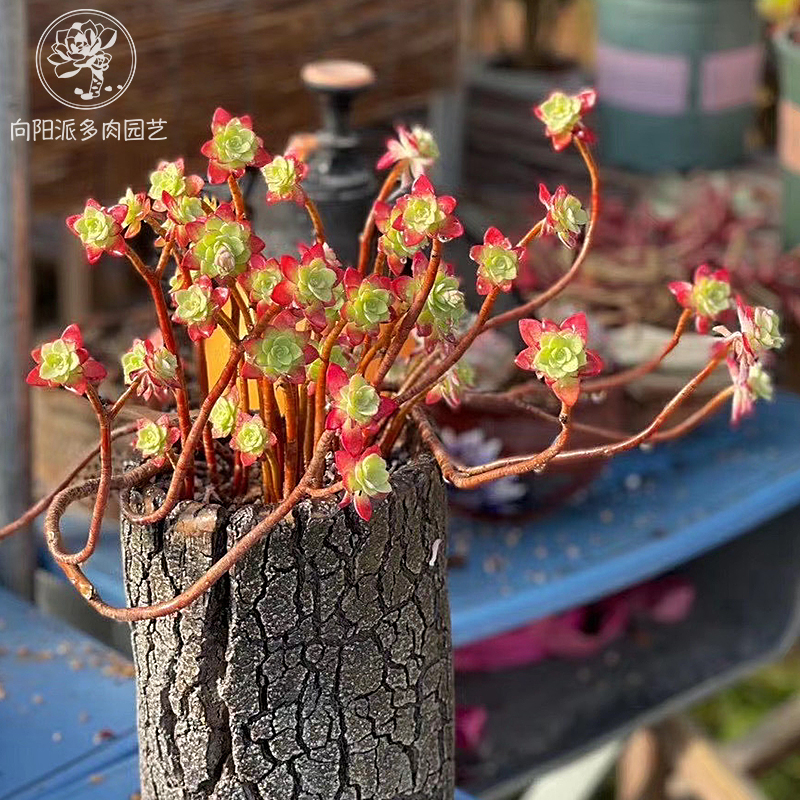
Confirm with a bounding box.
[35,9,136,111]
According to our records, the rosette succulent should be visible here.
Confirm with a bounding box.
[26,324,106,396]
[669,265,732,334]
[242,311,315,384]
[66,199,127,264]
[171,275,229,342]
[425,361,476,409]
[209,388,239,439]
[376,204,426,275]
[335,446,392,521]
[121,335,179,403]
[262,154,308,204]
[539,184,589,249]
[534,89,596,151]
[374,174,463,250]
[469,227,524,295]
[184,204,264,280]
[162,193,206,248]
[515,313,603,406]
[147,159,204,213]
[271,244,343,329]
[134,415,181,467]
[342,269,395,343]
[238,256,283,314]
[201,108,269,184]
[736,298,784,355]
[231,413,276,467]
[325,365,397,454]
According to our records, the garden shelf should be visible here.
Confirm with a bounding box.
[456,510,800,798]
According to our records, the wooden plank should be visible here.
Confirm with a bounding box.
[658,717,769,800]
[617,729,667,800]
[722,695,800,777]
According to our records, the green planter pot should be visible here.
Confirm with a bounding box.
[595,0,761,171]
[775,28,800,249]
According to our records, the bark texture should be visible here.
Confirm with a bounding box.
[121,454,453,800]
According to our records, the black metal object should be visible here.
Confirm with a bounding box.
[300,60,377,265]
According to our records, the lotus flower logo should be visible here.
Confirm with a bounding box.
[36,10,136,110]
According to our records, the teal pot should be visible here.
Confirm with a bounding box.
[775,27,800,249]
[595,0,761,171]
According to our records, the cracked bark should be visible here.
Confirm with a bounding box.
[121,454,454,800]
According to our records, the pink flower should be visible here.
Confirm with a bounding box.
[469,227,524,295]
[534,89,597,152]
[200,108,269,184]
[26,324,106,396]
[171,275,229,342]
[669,264,732,334]
[374,174,463,250]
[324,364,397,455]
[66,199,127,265]
[514,313,603,407]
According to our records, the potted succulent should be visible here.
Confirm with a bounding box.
[595,0,762,171]
[764,0,800,246]
[0,95,783,800]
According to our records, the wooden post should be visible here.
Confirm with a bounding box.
[121,454,455,800]
[0,0,33,596]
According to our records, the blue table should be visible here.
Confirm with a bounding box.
[449,391,800,646]
[0,587,137,798]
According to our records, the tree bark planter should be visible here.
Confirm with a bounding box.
[120,454,454,800]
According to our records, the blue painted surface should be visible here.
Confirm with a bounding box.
[0,587,136,798]
[448,391,800,646]
[42,393,800,650]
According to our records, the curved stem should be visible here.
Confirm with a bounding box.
[120,310,277,525]
[0,421,137,542]
[413,402,571,488]
[485,138,599,331]
[45,432,335,621]
[228,175,246,218]
[303,192,326,244]
[48,385,111,565]
[395,287,500,405]
[357,162,404,274]
[551,352,727,465]
[581,308,693,393]
[374,239,442,388]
